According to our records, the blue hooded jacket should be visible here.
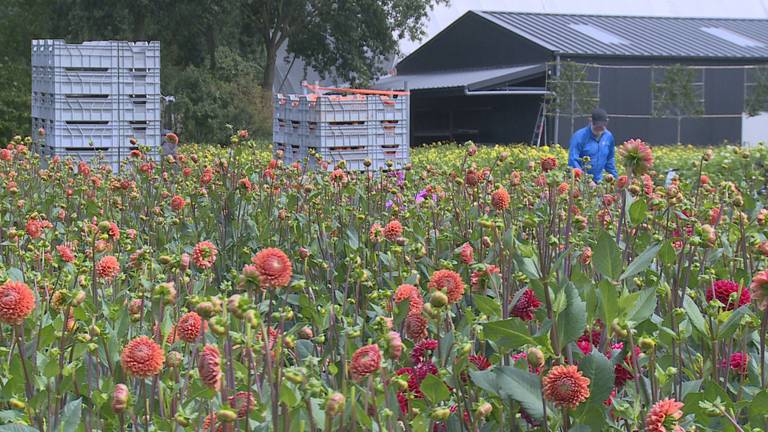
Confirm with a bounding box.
[567,125,618,183]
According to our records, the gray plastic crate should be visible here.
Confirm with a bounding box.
[32,94,160,123]
[32,93,113,122]
[301,123,371,148]
[32,66,118,95]
[367,95,408,122]
[303,95,369,123]
[31,39,162,162]
[117,42,161,69]
[120,96,161,121]
[369,121,408,148]
[32,120,161,149]
[273,94,287,121]
[272,90,409,171]
[37,120,120,149]
[119,71,161,95]
[32,40,159,70]
[122,120,162,147]
[33,40,119,69]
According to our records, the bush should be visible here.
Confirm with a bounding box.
[164,47,271,144]
[0,59,31,140]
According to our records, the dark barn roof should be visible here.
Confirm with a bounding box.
[374,64,543,91]
[474,11,768,59]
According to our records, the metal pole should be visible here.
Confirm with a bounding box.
[554,55,561,145]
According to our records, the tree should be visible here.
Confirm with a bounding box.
[652,64,704,144]
[241,0,448,90]
[745,65,768,117]
[546,61,599,136]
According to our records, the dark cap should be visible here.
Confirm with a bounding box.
[591,108,608,123]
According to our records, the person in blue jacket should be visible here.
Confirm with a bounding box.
[567,108,618,184]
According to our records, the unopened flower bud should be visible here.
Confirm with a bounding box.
[72,290,86,306]
[475,402,493,418]
[299,326,314,339]
[89,324,101,337]
[431,407,451,421]
[111,383,129,413]
[298,247,311,259]
[128,299,143,315]
[611,319,628,338]
[217,409,238,422]
[482,236,492,248]
[639,337,655,351]
[326,392,345,416]
[527,347,545,369]
[174,414,190,427]
[227,294,243,318]
[166,351,183,367]
[430,290,449,308]
[385,331,404,360]
[196,301,215,319]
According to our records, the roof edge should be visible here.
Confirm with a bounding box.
[471,9,768,22]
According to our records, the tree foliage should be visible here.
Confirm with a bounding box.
[745,65,768,116]
[0,0,441,141]
[652,64,704,143]
[546,61,599,134]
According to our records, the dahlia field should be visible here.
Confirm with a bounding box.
[1,134,768,432]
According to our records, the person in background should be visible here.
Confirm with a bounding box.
[162,132,179,159]
[567,108,618,184]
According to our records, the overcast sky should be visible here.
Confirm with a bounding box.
[400,0,768,54]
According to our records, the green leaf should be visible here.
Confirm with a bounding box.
[681,379,702,400]
[624,288,656,324]
[59,398,81,432]
[483,319,537,352]
[748,390,768,425]
[0,426,40,432]
[513,254,540,280]
[439,332,454,366]
[296,339,314,361]
[683,296,709,337]
[579,350,615,404]
[420,374,450,404]
[743,194,756,212]
[279,381,300,408]
[502,228,515,252]
[594,230,622,280]
[472,295,500,318]
[719,306,748,340]
[620,243,661,280]
[5,267,24,282]
[556,282,587,350]
[658,241,676,266]
[346,228,359,250]
[0,410,24,423]
[470,366,544,419]
[628,198,647,226]
[598,280,619,328]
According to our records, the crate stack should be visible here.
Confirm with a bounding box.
[273,87,409,171]
[31,39,161,172]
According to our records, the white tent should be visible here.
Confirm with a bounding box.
[400,0,768,55]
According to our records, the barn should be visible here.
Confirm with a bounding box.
[375,11,768,146]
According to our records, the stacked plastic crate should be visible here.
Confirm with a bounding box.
[273,86,409,171]
[31,40,161,172]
